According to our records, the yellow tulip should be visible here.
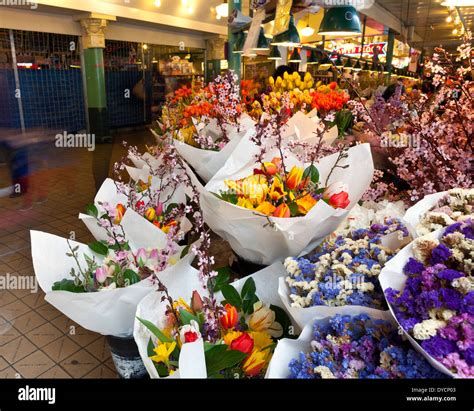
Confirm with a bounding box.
[283,71,289,80]
[304,72,312,82]
[286,166,304,190]
[296,193,318,215]
[292,71,300,81]
[269,177,287,202]
[250,331,274,351]
[255,201,276,216]
[243,349,269,377]
[237,197,255,210]
[269,76,275,86]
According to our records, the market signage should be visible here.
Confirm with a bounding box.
[335,42,387,57]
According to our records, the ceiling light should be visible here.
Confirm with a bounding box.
[446,15,453,23]
[453,28,459,35]
[353,60,362,71]
[253,27,270,51]
[441,0,474,6]
[268,46,282,60]
[154,0,161,7]
[318,6,362,37]
[307,49,319,65]
[334,55,344,69]
[142,44,148,50]
[288,48,302,63]
[301,14,315,37]
[216,1,229,18]
[271,15,301,47]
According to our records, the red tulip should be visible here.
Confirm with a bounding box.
[328,191,350,209]
[230,333,254,354]
[273,203,291,218]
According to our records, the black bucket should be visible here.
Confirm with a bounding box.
[106,335,149,379]
[232,254,267,276]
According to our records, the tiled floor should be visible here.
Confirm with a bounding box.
[0,130,153,379]
[0,129,235,379]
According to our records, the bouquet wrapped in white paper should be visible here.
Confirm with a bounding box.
[79,178,191,244]
[379,220,474,378]
[133,262,294,379]
[173,114,256,183]
[266,311,444,379]
[199,143,374,265]
[32,207,195,337]
[404,188,473,237]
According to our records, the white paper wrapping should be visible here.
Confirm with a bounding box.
[200,143,374,265]
[282,111,338,145]
[134,261,291,379]
[379,230,458,378]
[403,191,447,237]
[266,311,395,378]
[79,178,190,243]
[133,264,207,378]
[31,212,194,337]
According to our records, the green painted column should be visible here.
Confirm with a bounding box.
[206,59,222,83]
[385,29,396,83]
[228,0,242,85]
[83,47,110,143]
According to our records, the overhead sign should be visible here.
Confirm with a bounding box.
[335,42,387,57]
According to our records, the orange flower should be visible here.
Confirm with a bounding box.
[255,201,276,216]
[269,177,287,202]
[114,203,126,224]
[242,349,269,377]
[296,193,317,215]
[220,304,238,330]
[273,203,290,218]
[145,208,156,222]
[286,166,304,190]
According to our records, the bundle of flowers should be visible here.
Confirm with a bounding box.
[352,38,473,204]
[382,220,473,378]
[404,188,474,237]
[217,157,350,218]
[31,206,193,336]
[310,82,350,113]
[135,262,293,379]
[199,102,374,264]
[277,314,445,379]
[280,219,409,328]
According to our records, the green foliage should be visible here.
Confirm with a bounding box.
[85,204,98,218]
[52,279,86,293]
[88,241,109,256]
[205,345,248,378]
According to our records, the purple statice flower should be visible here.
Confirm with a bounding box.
[440,353,474,378]
[288,315,444,379]
[403,257,425,276]
[463,292,474,315]
[421,335,457,358]
[440,288,463,311]
[430,244,452,265]
[436,269,464,282]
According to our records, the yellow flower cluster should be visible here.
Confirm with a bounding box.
[269,71,314,92]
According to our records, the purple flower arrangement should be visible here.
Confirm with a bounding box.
[288,314,444,379]
[284,219,409,309]
[385,220,474,378]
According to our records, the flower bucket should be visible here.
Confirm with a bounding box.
[106,335,149,379]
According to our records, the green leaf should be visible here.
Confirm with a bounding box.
[179,309,198,326]
[212,267,231,292]
[216,192,238,205]
[52,279,86,293]
[303,164,320,184]
[241,277,256,300]
[221,284,242,309]
[205,345,247,377]
[123,269,141,286]
[137,317,176,344]
[270,304,295,339]
[85,204,98,218]
[288,202,301,217]
[147,337,155,357]
[180,244,190,259]
[334,110,353,138]
[242,294,260,315]
[88,241,109,256]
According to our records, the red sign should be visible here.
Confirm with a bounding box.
[335,42,387,57]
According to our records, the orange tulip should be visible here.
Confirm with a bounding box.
[114,203,126,224]
[220,304,238,330]
[243,349,268,377]
[261,162,278,176]
[273,203,291,218]
[255,201,276,216]
[286,166,304,190]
